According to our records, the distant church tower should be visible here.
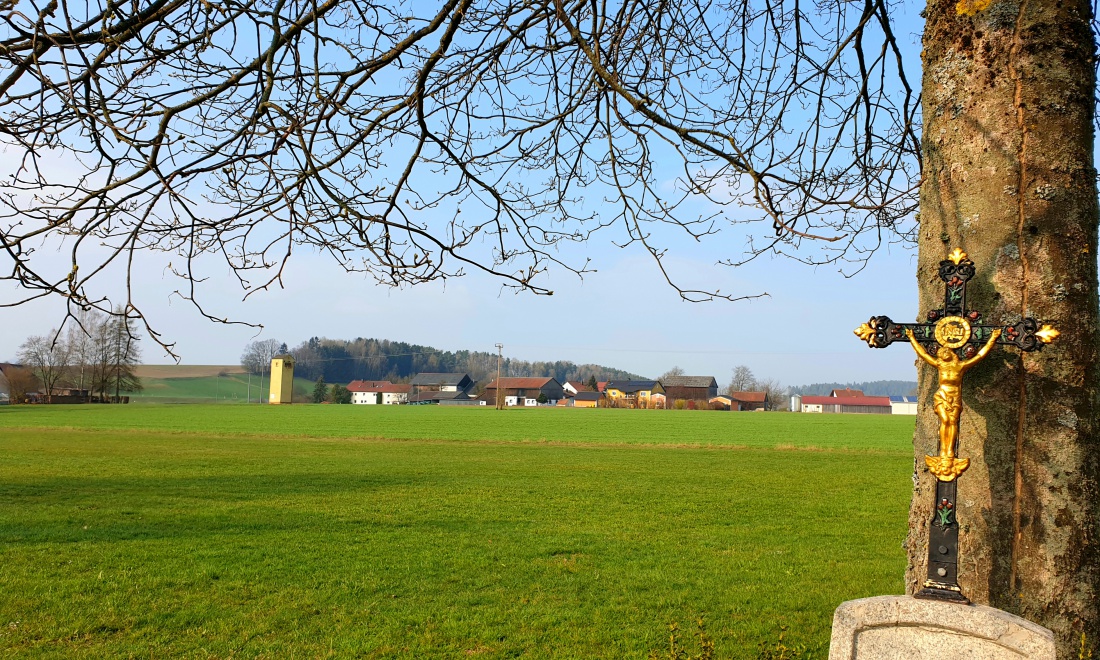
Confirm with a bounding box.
[269,354,295,404]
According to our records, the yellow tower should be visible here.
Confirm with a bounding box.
[269,354,295,404]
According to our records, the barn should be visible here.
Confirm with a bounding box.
[799,395,892,414]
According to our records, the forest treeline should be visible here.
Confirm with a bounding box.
[791,380,917,397]
[274,337,643,388]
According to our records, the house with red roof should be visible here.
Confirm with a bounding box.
[729,391,770,411]
[347,380,412,405]
[562,381,591,397]
[799,394,891,414]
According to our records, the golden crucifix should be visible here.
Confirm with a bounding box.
[855,248,1058,482]
[904,327,1000,481]
[855,248,1058,602]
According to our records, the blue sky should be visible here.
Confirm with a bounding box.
[0,1,930,387]
[1,230,923,387]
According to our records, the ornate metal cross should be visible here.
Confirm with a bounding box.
[855,248,1058,603]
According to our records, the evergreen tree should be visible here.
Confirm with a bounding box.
[330,384,351,404]
[312,376,327,403]
[106,309,143,401]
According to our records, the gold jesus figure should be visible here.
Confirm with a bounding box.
[905,327,1002,481]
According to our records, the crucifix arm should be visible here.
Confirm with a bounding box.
[905,329,937,366]
[961,328,1002,367]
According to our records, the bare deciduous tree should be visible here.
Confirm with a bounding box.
[728,365,756,393]
[658,366,684,381]
[17,333,70,402]
[754,378,786,411]
[0,0,916,356]
[3,365,39,403]
[240,339,284,376]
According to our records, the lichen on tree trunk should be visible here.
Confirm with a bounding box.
[915,0,1100,653]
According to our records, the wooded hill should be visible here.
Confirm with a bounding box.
[288,337,643,389]
[791,380,917,397]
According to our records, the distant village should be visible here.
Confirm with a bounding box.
[314,371,917,414]
[1,331,916,414]
[1,354,918,414]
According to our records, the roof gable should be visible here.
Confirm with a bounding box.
[410,373,472,387]
[347,380,411,394]
[661,376,718,388]
[487,377,561,390]
[606,380,661,393]
[729,391,768,403]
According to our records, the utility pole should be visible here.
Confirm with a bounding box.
[494,343,503,410]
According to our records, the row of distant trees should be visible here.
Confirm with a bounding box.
[9,309,143,403]
[239,336,641,390]
[310,376,352,405]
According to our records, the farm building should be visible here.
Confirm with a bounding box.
[409,372,475,403]
[800,395,892,414]
[483,377,565,406]
[709,395,734,410]
[562,381,591,397]
[410,390,474,404]
[661,376,719,401]
[831,388,864,397]
[571,391,605,408]
[729,391,770,411]
[410,372,474,393]
[890,395,919,415]
[347,380,411,405]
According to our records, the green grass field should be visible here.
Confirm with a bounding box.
[129,374,315,404]
[0,406,915,658]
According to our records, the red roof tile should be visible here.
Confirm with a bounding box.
[347,380,411,394]
[729,391,768,403]
[801,395,890,406]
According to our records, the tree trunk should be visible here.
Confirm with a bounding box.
[915,0,1100,653]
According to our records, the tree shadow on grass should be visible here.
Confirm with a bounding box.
[0,470,461,544]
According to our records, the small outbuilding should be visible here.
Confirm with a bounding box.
[572,391,605,408]
[729,391,770,411]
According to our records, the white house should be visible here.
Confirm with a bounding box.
[347,380,411,405]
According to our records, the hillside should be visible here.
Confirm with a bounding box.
[287,337,644,386]
[133,365,245,378]
[127,370,312,404]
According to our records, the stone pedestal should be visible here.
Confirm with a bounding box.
[829,595,1055,659]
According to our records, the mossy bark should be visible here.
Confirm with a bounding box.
[915,0,1100,654]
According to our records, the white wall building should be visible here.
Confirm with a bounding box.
[347,380,411,405]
